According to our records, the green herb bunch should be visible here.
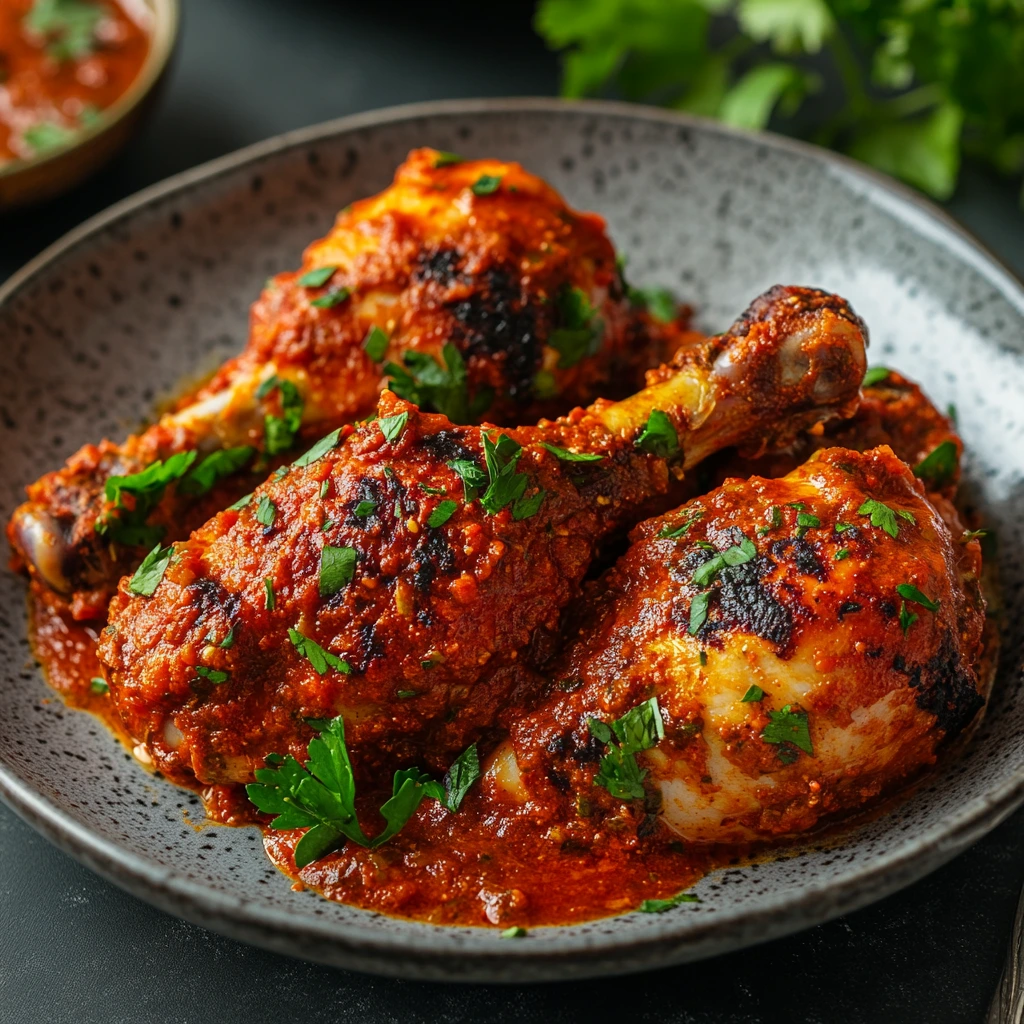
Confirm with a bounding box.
[535,0,1024,202]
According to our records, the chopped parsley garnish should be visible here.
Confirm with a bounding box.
[638,892,699,914]
[24,0,103,61]
[628,286,677,323]
[89,677,108,695]
[319,480,330,500]
[448,458,488,502]
[420,484,445,496]
[962,529,987,543]
[796,511,821,537]
[258,375,304,455]
[98,450,198,548]
[255,495,277,528]
[23,121,76,154]
[538,441,603,462]
[218,625,237,649]
[354,499,376,518]
[913,440,958,490]
[427,500,459,527]
[634,409,679,459]
[835,548,850,561]
[471,173,502,195]
[699,650,707,667]
[862,366,891,387]
[787,502,806,511]
[193,665,230,685]
[501,926,528,938]
[264,578,276,610]
[659,514,699,540]
[397,689,418,699]
[479,433,543,519]
[292,428,342,468]
[433,151,463,167]
[741,685,765,703]
[311,287,352,309]
[857,498,915,540]
[385,342,490,424]
[549,286,600,369]
[297,265,337,288]
[692,536,756,587]
[246,716,480,867]
[128,544,173,597]
[319,545,357,597]
[363,325,389,363]
[228,492,253,511]
[178,446,254,497]
[896,583,940,612]
[588,697,665,801]
[835,521,854,533]
[761,704,813,757]
[688,591,710,635]
[899,602,917,636]
[441,742,481,813]
[379,411,409,443]
[288,628,351,675]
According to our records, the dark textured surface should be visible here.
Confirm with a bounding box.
[2,2,1024,1022]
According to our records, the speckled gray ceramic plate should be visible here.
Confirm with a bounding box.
[1,99,1023,983]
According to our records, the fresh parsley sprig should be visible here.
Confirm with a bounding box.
[258,375,304,455]
[246,716,481,868]
[588,697,665,801]
[385,342,491,424]
[857,498,915,540]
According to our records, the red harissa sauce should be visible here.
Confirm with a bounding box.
[0,0,150,164]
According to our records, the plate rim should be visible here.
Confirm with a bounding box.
[1,96,1023,982]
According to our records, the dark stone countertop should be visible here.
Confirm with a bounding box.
[2,2,1023,1021]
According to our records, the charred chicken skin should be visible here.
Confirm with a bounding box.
[492,445,985,844]
[9,148,692,620]
[96,286,868,789]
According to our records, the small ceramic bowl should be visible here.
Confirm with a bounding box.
[0,0,179,211]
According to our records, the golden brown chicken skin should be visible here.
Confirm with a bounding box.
[9,147,692,620]
[494,446,985,844]
[97,286,868,790]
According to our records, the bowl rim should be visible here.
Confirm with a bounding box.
[0,0,180,181]
[1,96,1023,982]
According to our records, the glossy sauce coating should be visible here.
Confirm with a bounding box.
[0,0,149,163]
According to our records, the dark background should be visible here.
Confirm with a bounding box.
[2,2,1023,1021]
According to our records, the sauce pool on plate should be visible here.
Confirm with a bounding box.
[0,0,151,165]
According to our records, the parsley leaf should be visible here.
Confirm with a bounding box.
[913,441,958,490]
[471,174,502,195]
[862,366,891,387]
[835,548,850,561]
[549,286,601,368]
[857,498,914,540]
[288,628,351,675]
[99,450,198,548]
[264,578,276,610]
[762,704,813,756]
[89,676,108,695]
[363,325,389,363]
[319,545,357,597]
[634,409,679,459]
[258,375,304,455]
[659,514,699,540]
[589,697,665,801]
[433,151,463,167]
[24,0,103,61]
[354,499,376,518]
[692,536,756,587]
[292,428,342,468]
[128,544,173,597]
[385,343,490,424]
[246,717,478,867]
[448,458,488,502]
[796,511,820,537]
[178,446,254,497]
[638,892,700,914]
[255,495,277,528]
[480,433,533,515]
[896,583,940,613]
[512,489,546,521]
[310,287,351,309]
[628,286,677,323]
[538,441,603,462]
[741,685,765,703]
[297,266,337,288]
[379,412,409,443]
[228,492,253,511]
[501,926,528,938]
[193,665,230,685]
[688,591,710,635]
[899,601,918,636]
[427,500,459,527]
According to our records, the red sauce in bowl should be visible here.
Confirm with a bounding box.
[0,0,151,165]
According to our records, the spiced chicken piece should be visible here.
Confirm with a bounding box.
[493,446,986,843]
[9,148,693,619]
[96,285,868,788]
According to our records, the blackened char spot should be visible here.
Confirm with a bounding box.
[411,529,456,592]
[771,538,826,580]
[547,768,572,794]
[414,247,462,287]
[185,577,240,626]
[571,731,604,764]
[448,266,539,403]
[894,635,983,738]
[838,601,862,620]
[348,621,385,674]
[346,477,383,525]
[419,430,478,464]
[704,556,793,650]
